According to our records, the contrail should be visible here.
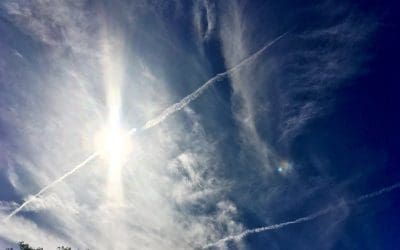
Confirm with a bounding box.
[5,31,289,221]
[141,30,290,130]
[5,152,99,221]
[203,182,400,249]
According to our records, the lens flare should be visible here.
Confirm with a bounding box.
[98,31,131,206]
[277,160,292,174]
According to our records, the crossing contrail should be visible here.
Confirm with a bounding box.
[203,182,400,249]
[5,31,290,221]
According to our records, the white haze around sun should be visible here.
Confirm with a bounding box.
[0,2,244,249]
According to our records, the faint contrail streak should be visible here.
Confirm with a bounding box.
[203,182,400,249]
[5,31,289,220]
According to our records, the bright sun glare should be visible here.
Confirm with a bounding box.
[94,123,133,166]
[94,119,133,202]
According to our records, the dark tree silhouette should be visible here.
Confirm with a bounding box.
[17,241,43,250]
[4,241,86,250]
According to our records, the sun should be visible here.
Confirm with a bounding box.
[94,118,133,202]
[94,121,133,168]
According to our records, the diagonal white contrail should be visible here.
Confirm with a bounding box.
[203,182,400,249]
[5,152,99,221]
[5,31,290,221]
[141,30,290,130]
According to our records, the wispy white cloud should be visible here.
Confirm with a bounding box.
[218,0,376,167]
[0,212,65,249]
[193,0,217,41]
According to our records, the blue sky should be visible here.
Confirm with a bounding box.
[0,0,399,249]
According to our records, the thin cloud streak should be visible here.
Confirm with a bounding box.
[203,182,400,248]
[5,30,290,221]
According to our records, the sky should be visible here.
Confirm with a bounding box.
[0,0,399,249]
